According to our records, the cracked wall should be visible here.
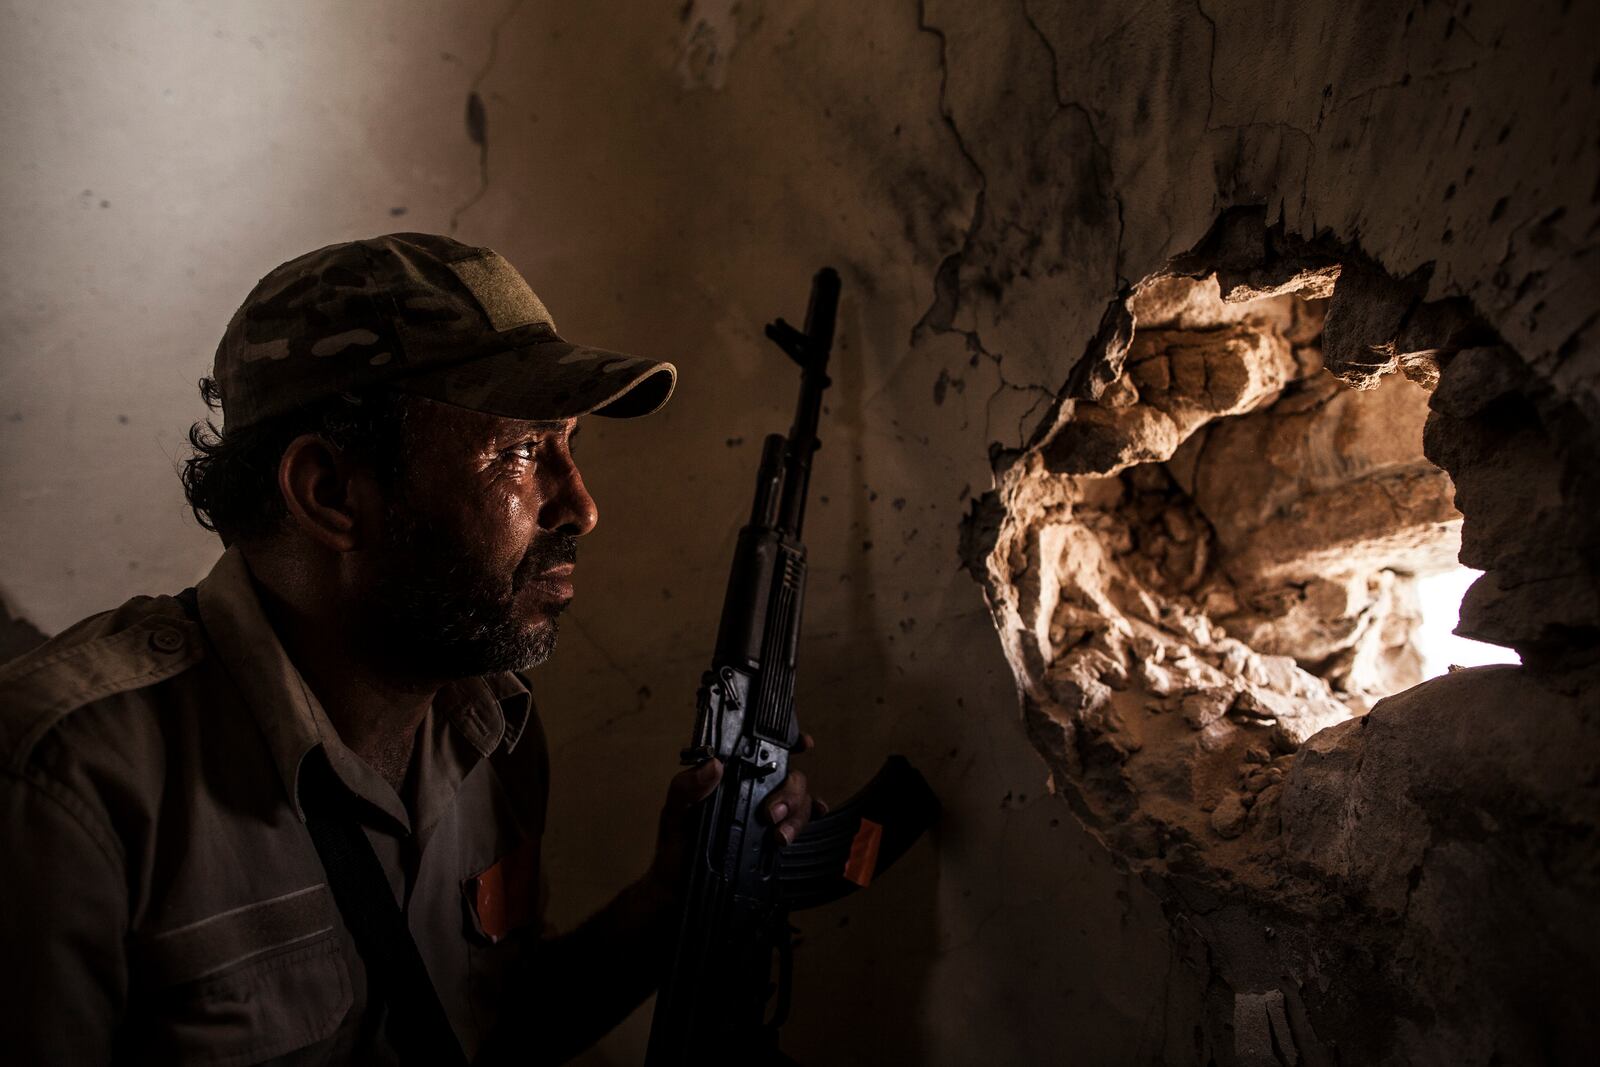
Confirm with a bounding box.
[3,1,1596,1064]
[977,216,1600,1061]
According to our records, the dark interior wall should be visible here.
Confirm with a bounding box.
[2,1,1594,1063]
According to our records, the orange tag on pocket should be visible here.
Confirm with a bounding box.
[843,818,883,888]
[465,836,539,943]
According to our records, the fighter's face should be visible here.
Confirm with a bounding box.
[358,398,597,681]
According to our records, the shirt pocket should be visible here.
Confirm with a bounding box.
[459,836,547,1044]
[134,883,354,1066]
[462,834,544,945]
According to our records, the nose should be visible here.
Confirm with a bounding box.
[539,451,598,537]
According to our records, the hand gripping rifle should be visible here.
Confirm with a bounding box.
[644,270,939,1065]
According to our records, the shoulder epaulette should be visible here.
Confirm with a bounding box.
[0,605,205,770]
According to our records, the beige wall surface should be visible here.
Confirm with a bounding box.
[4,0,1593,1064]
[1,2,1184,1063]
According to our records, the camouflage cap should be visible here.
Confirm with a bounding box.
[214,233,675,430]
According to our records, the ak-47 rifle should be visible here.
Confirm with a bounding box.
[644,269,940,1065]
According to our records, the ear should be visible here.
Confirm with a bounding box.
[278,434,381,552]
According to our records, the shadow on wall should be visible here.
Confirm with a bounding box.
[965,208,1600,1065]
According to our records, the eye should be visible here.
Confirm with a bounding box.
[504,440,538,462]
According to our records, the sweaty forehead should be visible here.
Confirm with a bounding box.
[406,395,574,447]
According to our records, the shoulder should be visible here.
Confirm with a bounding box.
[0,594,206,772]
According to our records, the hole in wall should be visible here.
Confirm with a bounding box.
[955,195,1598,1060]
[971,210,1531,869]
[1413,566,1521,677]
[1035,273,1467,716]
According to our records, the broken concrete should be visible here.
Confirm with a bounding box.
[978,215,1600,1062]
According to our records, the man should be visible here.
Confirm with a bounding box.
[0,233,816,1064]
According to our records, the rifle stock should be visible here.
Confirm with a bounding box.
[645,270,939,1066]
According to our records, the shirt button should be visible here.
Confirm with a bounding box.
[149,627,186,654]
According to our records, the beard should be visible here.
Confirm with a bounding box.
[359,500,578,682]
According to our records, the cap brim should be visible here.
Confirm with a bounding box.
[396,339,676,420]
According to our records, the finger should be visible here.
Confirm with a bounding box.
[775,792,814,845]
[791,732,816,756]
[764,770,811,842]
[813,798,830,816]
[763,769,807,823]
[667,758,723,810]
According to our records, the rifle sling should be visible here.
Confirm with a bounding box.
[300,755,471,1067]
[173,586,471,1067]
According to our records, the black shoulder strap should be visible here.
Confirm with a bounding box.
[301,754,471,1067]
[171,586,469,1066]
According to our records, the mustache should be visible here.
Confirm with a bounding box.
[512,532,579,589]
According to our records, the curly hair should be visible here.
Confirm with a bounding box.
[180,378,414,545]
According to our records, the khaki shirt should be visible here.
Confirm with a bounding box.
[0,548,663,1065]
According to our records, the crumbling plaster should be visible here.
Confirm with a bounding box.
[2,0,1596,1064]
[978,224,1599,1061]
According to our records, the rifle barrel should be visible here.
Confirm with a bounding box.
[776,267,840,539]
